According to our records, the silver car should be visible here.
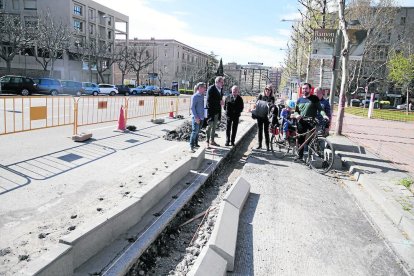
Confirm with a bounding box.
[98,84,118,96]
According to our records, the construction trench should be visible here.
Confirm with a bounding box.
[74,118,257,276]
[124,129,256,275]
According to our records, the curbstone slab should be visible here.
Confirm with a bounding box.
[190,147,205,171]
[187,246,227,276]
[224,176,250,213]
[19,244,72,276]
[209,202,239,271]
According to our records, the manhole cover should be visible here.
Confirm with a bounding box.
[57,153,83,162]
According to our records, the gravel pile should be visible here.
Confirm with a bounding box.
[163,115,232,142]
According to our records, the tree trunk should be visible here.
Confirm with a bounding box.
[6,60,12,73]
[406,86,410,115]
[334,0,349,136]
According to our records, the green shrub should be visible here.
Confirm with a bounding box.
[398,177,413,188]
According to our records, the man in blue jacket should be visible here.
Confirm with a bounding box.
[205,76,224,148]
[189,82,206,152]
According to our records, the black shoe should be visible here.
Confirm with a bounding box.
[266,147,270,151]
[294,156,304,163]
[194,144,200,148]
[256,145,262,149]
[231,142,235,146]
[225,142,230,146]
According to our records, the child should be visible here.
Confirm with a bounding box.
[280,100,296,140]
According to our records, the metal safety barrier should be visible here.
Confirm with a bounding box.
[0,96,74,135]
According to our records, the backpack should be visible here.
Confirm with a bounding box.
[252,100,269,119]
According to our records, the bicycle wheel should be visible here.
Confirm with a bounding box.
[270,133,290,158]
[307,137,334,174]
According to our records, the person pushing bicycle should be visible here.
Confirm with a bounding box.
[294,83,330,162]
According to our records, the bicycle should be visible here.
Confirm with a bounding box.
[269,117,335,174]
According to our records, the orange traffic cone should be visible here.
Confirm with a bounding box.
[117,106,126,131]
[169,101,175,118]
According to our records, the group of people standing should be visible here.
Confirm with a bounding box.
[189,76,244,153]
[254,82,331,161]
[189,78,331,161]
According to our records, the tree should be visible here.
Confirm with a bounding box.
[0,14,32,73]
[116,45,131,85]
[388,51,414,114]
[334,0,350,135]
[128,44,155,85]
[32,10,72,77]
[85,34,118,83]
[216,58,224,76]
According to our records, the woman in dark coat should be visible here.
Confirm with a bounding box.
[224,85,244,146]
[256,85,278,150]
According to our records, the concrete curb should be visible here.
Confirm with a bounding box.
[189,176,251,274]
[20,147,205,275]
[340,154,414,241]
[187,244,227,276]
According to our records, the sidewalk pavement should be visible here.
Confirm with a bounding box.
[230,132,414,275]
[334,113,414,178]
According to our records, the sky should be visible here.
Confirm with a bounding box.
[95,0,414,67]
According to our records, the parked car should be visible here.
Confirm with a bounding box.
[98,84,118,96]
[162,88,180,96]
[350,99,361,107]
[32,78,63,96]
[131,85,146,95]
[396,103,413,110]
[144,85,161,96]
[361,99,370,108]
[115,85,131,96]
[82,82,100,96]
[0,75,37,96]
[61,80,84,96]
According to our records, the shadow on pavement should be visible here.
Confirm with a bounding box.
[332,143,366,154]
[0,131,159,195]
[229,192,260,276]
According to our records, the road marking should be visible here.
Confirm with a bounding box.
[89,125,117,131]
[160,144,180,154]
[120,160,146,173]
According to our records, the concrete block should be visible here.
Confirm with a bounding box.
[19,244,72,276]
[324,149,342,170]
[224,176,250,212]
[165,158,192,186]
[191,147,205,171]
[151,118,165,124]
[187,246,227,276]
[209,202,239,271]
[72,132,92,142]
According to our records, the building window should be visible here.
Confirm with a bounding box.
[74,20,83,32]
[89,9,95,20]
[74,5,82,16]
[12,0,19,9]
[0,0,3,9]
[24,0,37,10]
[89,23,94,35]
[107,16,112,26]
[400,17,406,25]
[107,30,112,39]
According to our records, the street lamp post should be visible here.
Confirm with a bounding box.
[150,37,155,85]
[24,53,28,76]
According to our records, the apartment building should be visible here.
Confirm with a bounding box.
[114,38,212,89]
[0,0,128,82]
[223,62,280,96]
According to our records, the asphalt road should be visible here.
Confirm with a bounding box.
[231,148,409,275]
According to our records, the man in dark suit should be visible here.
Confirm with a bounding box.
[224,85,244,146]
[205,76,224,148]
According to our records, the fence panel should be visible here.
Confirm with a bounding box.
[0,96,74,135]
[344,106,414,122]
[76,96,126,127]
[126,96,155,120]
